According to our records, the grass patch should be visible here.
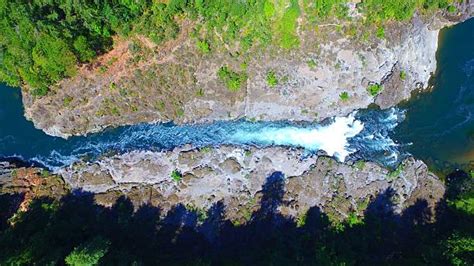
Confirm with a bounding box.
[109,82,117,91]
[196,39,210,54]
[347,212,364,227]
[200,146,212,153]
[307,59,317,69]
[275,0,300,49]
[98,65,108,74]
[63,96,73,107]
[175,106,184,117]
[244,150,252,157]
[186,204,208,223]
[296,211,308,227]
[354,161,366,170]
[196,88,205,97]
[388,163,405,181]
[356,197,371,212]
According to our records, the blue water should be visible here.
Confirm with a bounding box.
[394,18,474,173]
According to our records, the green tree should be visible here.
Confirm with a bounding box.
[32,35,77,82]
[65,237,110,266]
[443,233,474,266]
[73,36,96,62]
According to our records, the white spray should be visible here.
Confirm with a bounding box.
[230,113,364,161]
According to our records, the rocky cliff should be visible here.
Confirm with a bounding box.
[22,5,473,138]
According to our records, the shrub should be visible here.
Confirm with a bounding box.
[217,66,247,92]
[266,70,278,87]
[307,59,317,69]
[171,170,182,182]
[73,36,96,62]
[339,91,349,101]
[376,26,385,39]
[400,70,407,80]
[196,39,210,54]
[447,5,457,13]
[30,87,49,97]
[367,84,383,96]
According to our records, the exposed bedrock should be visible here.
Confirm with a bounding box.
[22,7,473,138]
[55,146,444,223]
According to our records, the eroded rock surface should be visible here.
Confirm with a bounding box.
[58,146,444,223]
[22,7,473,138]
[0,161,69,211]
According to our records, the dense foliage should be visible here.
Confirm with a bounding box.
[0,0,148,95]
[0,0,461,95]
[0,170,472,265]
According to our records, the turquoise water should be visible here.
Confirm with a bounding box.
[394,18,474,173]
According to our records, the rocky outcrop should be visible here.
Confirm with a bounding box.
[22,7,473,138]
[0,161,69,211]
[58,146,444,223]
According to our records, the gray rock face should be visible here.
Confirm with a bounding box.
[58,146,444,221]
[21,11,472,138]
[0,161,15,183]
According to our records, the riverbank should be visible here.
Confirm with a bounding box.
[0,146,444,225]
[22,5,473,138]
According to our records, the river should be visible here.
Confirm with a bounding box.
[393,17,474,174]
[0,18,473,174]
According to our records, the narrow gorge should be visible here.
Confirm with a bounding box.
[0,2,473,264]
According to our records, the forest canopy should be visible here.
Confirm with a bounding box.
[0,0,459,95]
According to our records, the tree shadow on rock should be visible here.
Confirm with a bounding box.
[0,193,23,230]
[1,170,472,265]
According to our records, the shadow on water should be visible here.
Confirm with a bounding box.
[0,170,473,265]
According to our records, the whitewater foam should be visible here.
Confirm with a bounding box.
[1,106,408,170]
[229,113,364,161]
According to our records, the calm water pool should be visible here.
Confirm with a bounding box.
[393,18,474,174]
